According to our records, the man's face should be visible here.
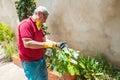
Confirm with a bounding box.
[42,13,48,23]
[37,14,44,22]
[37,14,48,23]
[36,11,48,24]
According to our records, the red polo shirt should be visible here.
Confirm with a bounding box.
[18,17,45,62]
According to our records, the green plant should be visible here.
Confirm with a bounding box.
[15,0,36,21]
[4,42,18,61]
[42,23,50,35]
[115,72,120,80]
[47,48,79,77]
[46,47,120,79]
[77,55,105,80]
[0,23,14,42]
[0,22,16,61]
[95,53,119,79]
[76,53,120,80]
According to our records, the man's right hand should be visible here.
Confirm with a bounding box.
[43,42,68,49]
[57,42,68,50]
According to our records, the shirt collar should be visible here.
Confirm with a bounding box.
[29,16,36,23]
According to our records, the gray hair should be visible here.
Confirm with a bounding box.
[34,6,49,15]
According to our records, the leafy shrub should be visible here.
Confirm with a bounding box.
[76,53,120,80]
[15,0,36,21]
[77,55,105,79]
[0,22,17,61]
[47,48,79,77]
[0,23,14,42]
[4,42,18,61]
[115,72,120,80]
[46,49,120,79]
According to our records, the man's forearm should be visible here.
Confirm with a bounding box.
[22,37,57,49]
[24,40,44,49]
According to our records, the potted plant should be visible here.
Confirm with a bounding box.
[46,48,79,80]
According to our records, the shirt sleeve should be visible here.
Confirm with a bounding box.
[19,22,33,38]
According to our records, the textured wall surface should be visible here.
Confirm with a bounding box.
[0,0,120,65]
[36,0,120,64]
[0,0,19,32]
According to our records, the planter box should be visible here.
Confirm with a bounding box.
[48,69,76,80]
[11,54,22,68]
[11,55,76,80]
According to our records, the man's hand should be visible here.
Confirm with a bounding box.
[57,42,68,50]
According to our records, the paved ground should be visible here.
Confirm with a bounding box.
[0,62,27,80]
[0,47,26,80]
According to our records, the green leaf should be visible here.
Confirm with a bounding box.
[79,62,86,69]
[70,59,78,64]
[67,64,75,75]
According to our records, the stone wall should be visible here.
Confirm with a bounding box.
[0,0,120,65]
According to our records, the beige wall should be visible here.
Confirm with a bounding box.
[0,0,120,65]
[0,0,19,35]
[36,0,120,65]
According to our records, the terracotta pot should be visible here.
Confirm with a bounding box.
[62,74,76,80]
[48,69,76,80]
